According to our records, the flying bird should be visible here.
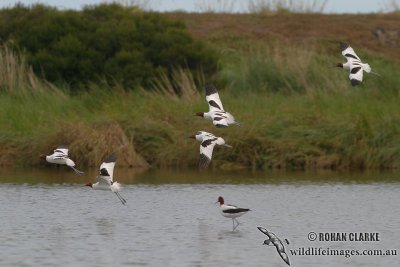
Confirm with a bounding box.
[194,84,241,128]
[217,196,250,231]
[257,227,291,266]
[85,152,127,205]
[40,144,84,176]
[336,42,380,86]
[189,131,232,169]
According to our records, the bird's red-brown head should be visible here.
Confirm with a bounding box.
[217,196,224,205]
[194,112,204,117]
[336,63,344,68]
[39,154,47,159]
[85,182,93,188]
[189,134,196,139]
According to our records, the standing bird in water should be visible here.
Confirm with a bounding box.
[194,84,241,128]
[216,196,250,231]
[336,42,380,86]
[40,144,84,176]
[189,131,232,169]
[85,152,127,205]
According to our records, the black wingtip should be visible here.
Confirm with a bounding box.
[205,84,218,96]
[199,153,211,169]
[340,42,349,51]
[104,152,117,163]
[350,79,361,86]
[257,227,268,234]
[215,124,228,128]
[100,168,110,176]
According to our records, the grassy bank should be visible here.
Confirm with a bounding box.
[2,12,400,170]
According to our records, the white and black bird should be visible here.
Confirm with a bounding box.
[40,144,84,176]
[85,152,127,205]
[257,227,290,266]
[195,84,241,128]
[189,131,232,169]
[336,42,380,86]
[217,196,250,231]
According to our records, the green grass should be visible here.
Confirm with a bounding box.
[2,40,400,170]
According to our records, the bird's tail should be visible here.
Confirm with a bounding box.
[235,122,242,127]
[223,144,233,148]
[70,166,84,176]
[363,63,372,73]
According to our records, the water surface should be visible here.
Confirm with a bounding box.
[0,168,399,266]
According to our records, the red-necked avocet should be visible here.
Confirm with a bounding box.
[194,84,241,128]
[336,42,380,86]
[85,152,127,205]
[216,196,250,231]
[40,144,84,176]
[189,131,232,169]
[257,227,291,266]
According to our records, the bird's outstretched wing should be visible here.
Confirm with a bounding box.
[257,227,290,266]
[199,134,218,169]
[206,84,224,112]
[53,144,69,159]
[99,152,117,182]
[340,42,361,62]
[349,65,364,86]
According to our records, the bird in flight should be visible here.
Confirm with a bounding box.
[85,152,127,205]
[40,144,84,176]
[336,42,380,86]
[257,227,291,266]
[194,84,241,128]
[189,131,232,169]
[216,196,250,231]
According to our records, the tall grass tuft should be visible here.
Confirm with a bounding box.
[247,0,327,14]
[195,0,237,13]
[0,44,41,94]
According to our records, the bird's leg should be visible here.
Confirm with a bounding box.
[370,71,380,77]
[70,166,84,176]
[114,192,127,205]
[232,218,240,231]
[233,218,240,231]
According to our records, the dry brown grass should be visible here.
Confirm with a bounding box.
[165,12,400,59]
[148,67,202,101]
[51,122,149,168]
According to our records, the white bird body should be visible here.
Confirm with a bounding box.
[86,152,127,205]
[217,196,250,231]
[190,131,232,169]
[40,145,84,176]
[338,42,380,86]
[91,180,123,192]
[196,84,241,128]
[46,155,75,167]
[220,204,249,219]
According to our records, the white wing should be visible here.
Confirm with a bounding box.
[53,144,68,159]
[205,84,224,112]
[199,135,218,169]
[349,65,363,86]
[340,42,361,62]
[99,152,117,182]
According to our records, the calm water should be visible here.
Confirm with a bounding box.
[0,168,399,266]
